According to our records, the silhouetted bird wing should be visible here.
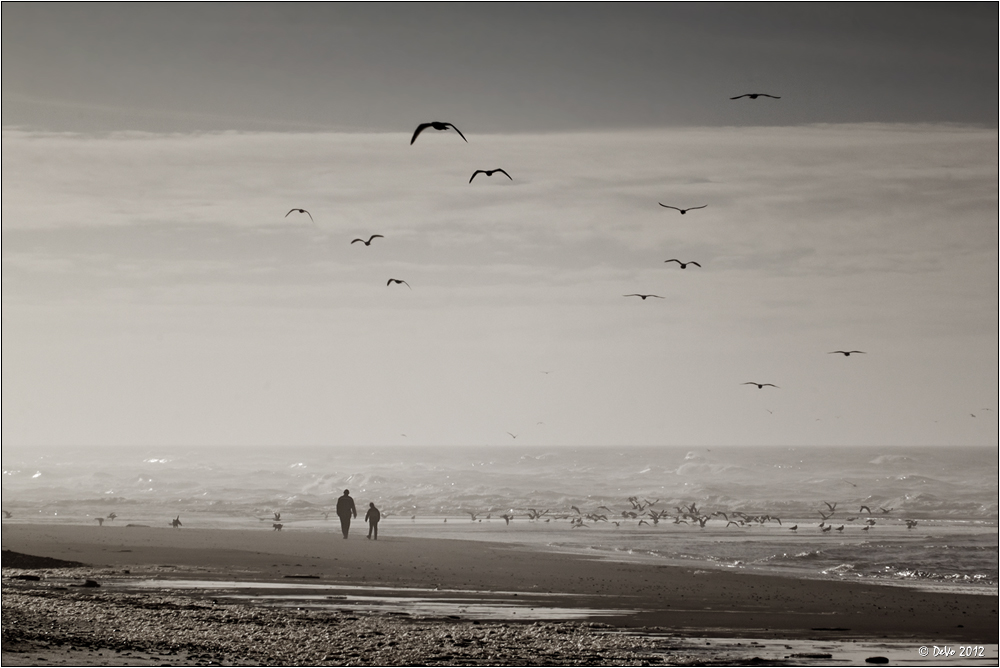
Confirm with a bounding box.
[445,123,468,142]
[367,235,384,243]
[495,168,512,180]
[469,170,486,183]
[684,205,707,211]
[410,123,433,145]
[659,204,682,211]
[664,259,682,265]
[387,279,411,289]
[688,261,702,267]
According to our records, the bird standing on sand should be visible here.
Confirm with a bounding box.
[624,294,664,300]
[743,382,778,389]
[410,122,467,144]
[659,204,707,214]
[351,235,384,246]
[285,208,313,221]
[470,168,512,183]
[664,259,702,269]
[387,278,411,289]
[171,516,182,528]
[730,93,781,100]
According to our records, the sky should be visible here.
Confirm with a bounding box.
[2,4,997,447]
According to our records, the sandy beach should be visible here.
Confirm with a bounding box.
[2,523,997,665]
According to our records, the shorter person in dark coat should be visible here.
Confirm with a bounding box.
[365,502,381,540]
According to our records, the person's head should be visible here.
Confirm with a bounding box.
[370,502,375,508]
[343,489,350,496]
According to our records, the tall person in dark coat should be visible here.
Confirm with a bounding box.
[336,489,357,539]
[365,502,381,540]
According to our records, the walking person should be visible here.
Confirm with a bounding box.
[336,489,357,539]
[365,502,381,540]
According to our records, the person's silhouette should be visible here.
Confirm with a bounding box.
[365,502,381,540]
[336,489,357,539]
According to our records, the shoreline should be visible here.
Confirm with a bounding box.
[3,523,998,665]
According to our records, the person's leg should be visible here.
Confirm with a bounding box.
[373,522,378,540]
[340,515,350,538]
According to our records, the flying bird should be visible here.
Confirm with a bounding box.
[410,122,467,144]
[285,208,313,221]
[730,93,781,100]
[469,168,512,183]
[387,278,411,289]
[624,294,664,300]
[658,204,707,214]
[351,235,384,246]
[506,432,517,439]
[829,351,866,356]
[664,259,701,269]
[743,382,779,389]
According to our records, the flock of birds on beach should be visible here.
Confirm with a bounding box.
[453,496,920,534]
[73,495,914,534]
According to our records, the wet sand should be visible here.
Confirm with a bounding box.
[2,523,997,665]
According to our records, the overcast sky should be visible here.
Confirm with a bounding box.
[3,4,997,447]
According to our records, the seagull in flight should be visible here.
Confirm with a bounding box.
[829,350,866,356]
[470,168,512,183]
[730,93,781,100]
[285,208,313,221]
[624,294,664,300]
[387,278,411,289]
[506,432,517,439]
[743,382,778,389]
[659,204,707,214]
[664,259,701,269]
[351,235,384,246]
[410,122,467,144]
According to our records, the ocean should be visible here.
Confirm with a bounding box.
[2,445,996,592]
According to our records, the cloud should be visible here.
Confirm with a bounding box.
[3,125,996,445]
